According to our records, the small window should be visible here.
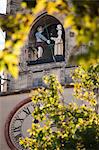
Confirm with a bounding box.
[65,75,73,84]
[70,31,75,37]
[33,78,42,87]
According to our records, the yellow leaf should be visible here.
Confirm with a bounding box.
[64,15,74,28]
[47,2,58,14]
[5,40,12,48]
[8,65,19,78]
[21,2,27,8]
[33,0,46,14]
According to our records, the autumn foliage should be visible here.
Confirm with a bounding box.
[0,0,99,77]
[20,75,99,150]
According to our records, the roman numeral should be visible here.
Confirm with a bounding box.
[14,133,22,141]
[13,126,21,133]
[23,107,31,116]
[16,116,24,123]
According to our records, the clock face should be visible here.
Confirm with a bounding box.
[5,98,35,150]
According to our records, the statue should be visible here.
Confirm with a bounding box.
[35,26,50,58]
[51,24,63,56]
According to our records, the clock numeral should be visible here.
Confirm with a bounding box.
[16,117,24,123]
[23,107,31,116]
[13,126,21,133]
[15,133,22,141]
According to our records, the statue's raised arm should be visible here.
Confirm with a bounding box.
[35,26,50,58]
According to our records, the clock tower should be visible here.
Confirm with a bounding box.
[0,1,87,150]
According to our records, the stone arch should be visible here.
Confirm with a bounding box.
[28,12,65,64]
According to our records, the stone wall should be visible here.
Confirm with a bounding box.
[7,0,22,14]
[6,0,87,92]
[0,87,81,150]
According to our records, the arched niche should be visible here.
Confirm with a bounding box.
[27,12,65,65]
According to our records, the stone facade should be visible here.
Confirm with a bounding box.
[2,0,87,92]
[0,2,90,150]
[7,0,82,91]
[6,0,22,14]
